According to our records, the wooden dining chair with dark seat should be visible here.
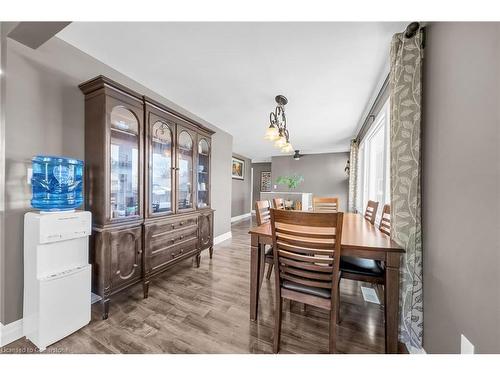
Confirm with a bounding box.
[379,204,391,236]
[338,203,391,322]
[273,198,285,209]
[270,208,344,353]
[255,200,275,279]
[313,197,339,212]
[364,200,379,224]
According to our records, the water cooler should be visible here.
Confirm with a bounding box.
[23,210,92,351]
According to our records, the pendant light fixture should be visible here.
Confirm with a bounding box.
[264,95,293,153]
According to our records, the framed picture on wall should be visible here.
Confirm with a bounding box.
[260,171,271,192]
[232,157,245,180]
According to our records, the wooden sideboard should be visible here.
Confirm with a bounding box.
[80,76,214,319]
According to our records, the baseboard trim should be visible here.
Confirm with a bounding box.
[231,212,251,223]
[213,231,232,245]
[0,319,24,347]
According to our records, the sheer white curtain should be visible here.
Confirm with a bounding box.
[356,99,391,223]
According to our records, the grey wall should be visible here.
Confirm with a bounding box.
[1,36,233,325]
[271,152,349,212]
[251,162,272,209]
[231,153,251,218]
[422,22,500,353]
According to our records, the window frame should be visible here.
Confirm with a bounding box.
[357,98,391,224]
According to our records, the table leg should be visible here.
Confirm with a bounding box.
[385,252,402,353]
[250,234,261,321]
[258,244,266,292]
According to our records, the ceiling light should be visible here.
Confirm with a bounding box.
[264,123,279,141]
[274,134,286,149]
[281,142,293,153]
[265,95,293,150]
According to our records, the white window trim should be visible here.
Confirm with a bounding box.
[356,99,390,224]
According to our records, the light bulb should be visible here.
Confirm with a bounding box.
[264,125,279,141]
[281,142,293,153]
[274,135,286,148]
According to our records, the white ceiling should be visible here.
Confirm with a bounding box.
[58,22,406,161]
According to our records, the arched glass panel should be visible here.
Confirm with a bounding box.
[178,131,193,209]
[197,139,210,208]
[150,121,172,214]
[109,106,139,219]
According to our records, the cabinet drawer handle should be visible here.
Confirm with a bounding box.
[180,249,184,254]
[180,235,184,240]
[171,224,175,229]
[115,270,121,275]
[179,221,185,226]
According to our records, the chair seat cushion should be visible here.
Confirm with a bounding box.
[282,280,331,299]
[340,256,384,277]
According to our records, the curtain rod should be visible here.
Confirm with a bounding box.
[405,22,420,39]
[355,74,389,143]
[354,21,421,144]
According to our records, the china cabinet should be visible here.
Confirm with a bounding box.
[80,76,214,319]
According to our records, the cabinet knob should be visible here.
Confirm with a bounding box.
[171,224,175,229]
[115,270,121,275]
[180,235,184,240]
[180,249,184,254]
[137,249,143,255]
[180,221,184,226]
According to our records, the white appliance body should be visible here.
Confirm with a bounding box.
[23,211,92,351]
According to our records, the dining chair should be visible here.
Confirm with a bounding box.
[338,203,391,323]
[255,200,275,280]
[270,208,344,353]
[273,198,285,209]
[313,197,339,212]
[364,200,379,225]
[379,204,391,236]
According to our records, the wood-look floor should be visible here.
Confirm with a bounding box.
[2,217,388,354]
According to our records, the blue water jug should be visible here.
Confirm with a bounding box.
[31,156,84,211]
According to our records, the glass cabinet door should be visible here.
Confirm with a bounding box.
[110,106,140,219]
[177,130,194,210]
[150,121,173,214]
[197,139,210,208]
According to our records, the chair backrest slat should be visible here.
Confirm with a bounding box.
[313,197,338,213]
[364,200,379,225]
[270,209,343,298]
[278,249,334,264]
[277,241,337,256]
[273,198,285,209]
[281,273,333,289]
[279,257,333,273]
[278,265,333,281]
[379,204,391,236]
[255,200,271,226]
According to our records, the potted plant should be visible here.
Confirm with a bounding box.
[276,174,304,190]
[275,175,304,209]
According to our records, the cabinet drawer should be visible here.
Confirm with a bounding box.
[150,237,198,271]
[165,216,198,232]
[149,225,198,253]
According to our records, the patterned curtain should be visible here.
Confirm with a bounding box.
[389,29,424,350]
[347,139,358,212]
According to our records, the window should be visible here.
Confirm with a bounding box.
[357,99,390,224]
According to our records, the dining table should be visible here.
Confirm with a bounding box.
[248,212,404,354]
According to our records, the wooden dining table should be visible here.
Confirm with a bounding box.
[248,212,404,354]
